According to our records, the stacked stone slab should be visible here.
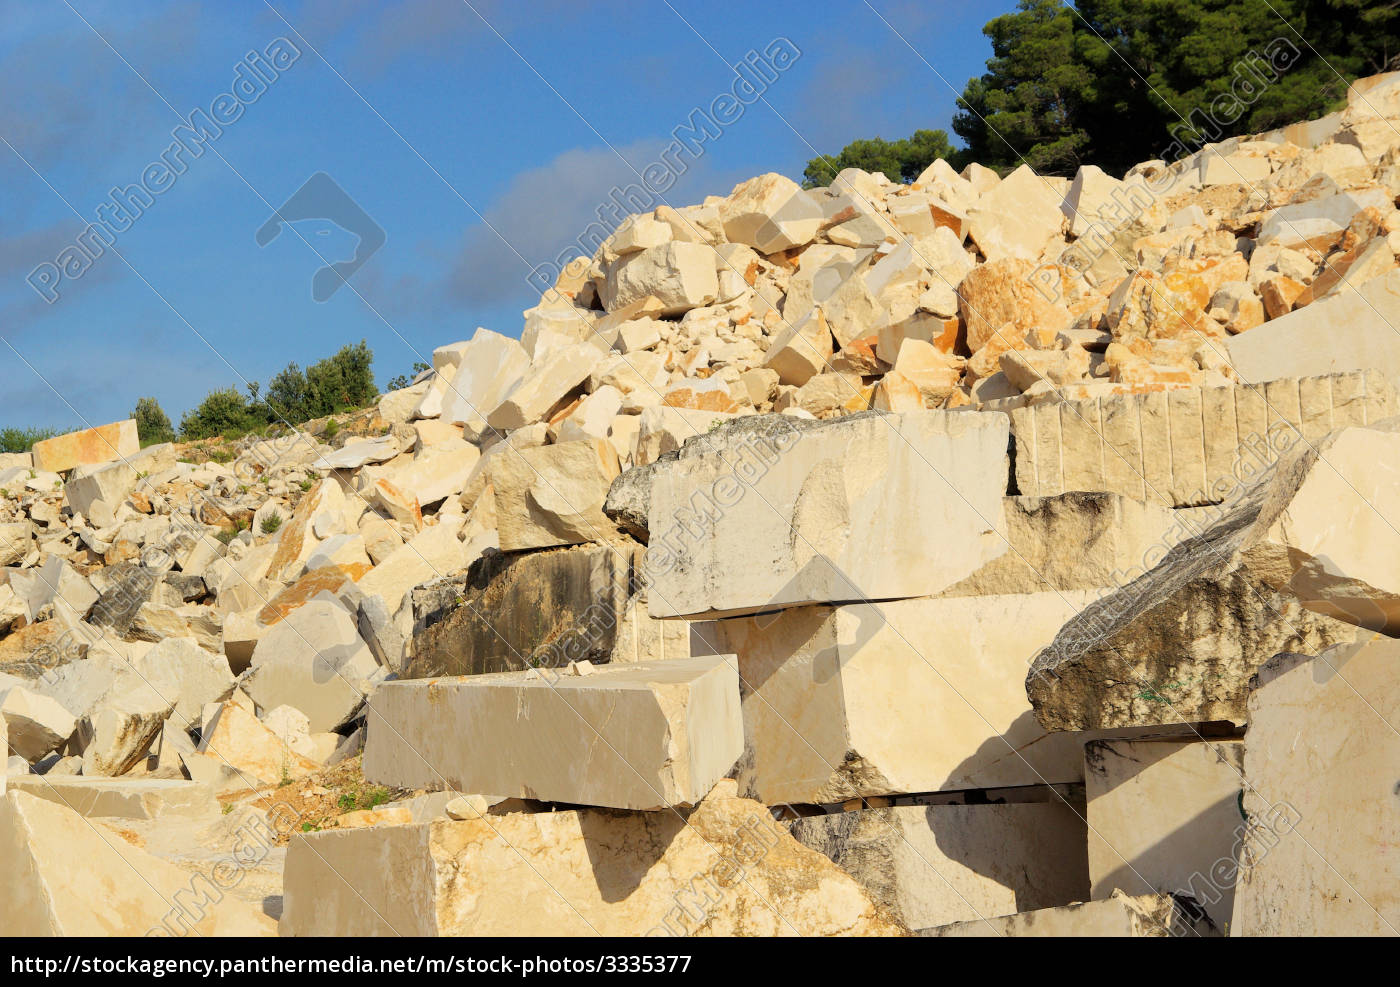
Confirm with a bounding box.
[1084,738,1245,931]
[14,73,1400,939]
[363,657,743,811]
[1009,370,1395,507]
[644,410,1011,619]
[1231,637,1400,936]
[632,416,1209,930]
[281,782,903,936]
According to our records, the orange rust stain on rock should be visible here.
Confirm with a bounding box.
[257,563,372,626]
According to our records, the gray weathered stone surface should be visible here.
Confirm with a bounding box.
[406,541,640,678]
[1027,474,1361,731]
[939,491,1180,596]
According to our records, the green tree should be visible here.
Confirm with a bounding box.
[802,129,959,188]
[177,343,377,439]
[953,0,1098,174]
[385,361,430,392]
[304,340,376,417]
[179,387,260,440]
[131,397,175,446]
[0,427,60,454]
[952,0,1398,176]
[264,362,311,423]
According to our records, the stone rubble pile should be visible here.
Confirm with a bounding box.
[5,72,1400,937]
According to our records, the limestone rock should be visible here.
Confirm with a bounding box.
[1240,423,1400,634]
[923,890,1217,937]
[196,699,320,786]
[281,782,903,936]
[357,518,468,614]
[0,685,76,761]
[0,790,273,935]
[263,479,340,582]
[364,656,742,810]
[130,636,235,726]
[790,801,1088,931]
[318,435,400,470]
[1085,738,1244,931]
[75,698,174,778]
[602,242,719,317]
[370,441,479,509]
[967,165,1065,262]
[7,776,216,820]
[486,343,599,431]
[1231,638,1400,936]
[489,438,620,551]
[939,492,1179,597]
[407,541,639,678]
[717,592,1107,803]
[243,599,381,733]
[438,328,532,434]
[959,257,1071,353]
[632,406,740,465]
[65,461,138,518]
[30,419,139,473]
[1009,370,1397,507]
[1027,472,1363,732]
[720,173,824,254]
[645,411,1009,619]
[1227,269,1400,383]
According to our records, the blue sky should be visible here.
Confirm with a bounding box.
[0,0,1014,430]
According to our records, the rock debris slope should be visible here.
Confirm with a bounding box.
[7,72,1400,938]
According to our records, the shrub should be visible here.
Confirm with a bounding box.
[180,388,260,440]
[132,396,176,446]
[260,514,283,535]
[0,427,61,453]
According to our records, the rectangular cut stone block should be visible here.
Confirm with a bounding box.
[646,411,1009,619]
[1227,269,1400,384]
[30,419,138,473]
[364,656,742,810]
[1085,738,1244,930]
[715,591,1107,803]
[1232,637,1400,936]
[6,777,215,820]
[280,784,902,936]
[1010,371,1396,507]
[922,890,1218,937]
[790,802,1089,930]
